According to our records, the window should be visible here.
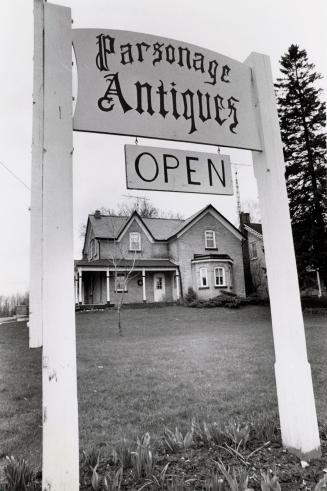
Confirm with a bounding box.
[199,267,208,288]
[250,242,257,259]
[155,277,163,290]
[215,267,226,287]
[115,273,127,292]
[129,232,141,251]
[89,239,97,259]
[205,230,216,249]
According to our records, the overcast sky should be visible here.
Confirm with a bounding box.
[0,0,326,295]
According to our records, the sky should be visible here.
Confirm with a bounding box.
[0,0,326,295]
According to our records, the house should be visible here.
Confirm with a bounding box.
[74,204,246,306]
[239,212,268,298]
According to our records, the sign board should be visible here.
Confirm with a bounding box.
[73,29,262,151]
[125,144,233,195]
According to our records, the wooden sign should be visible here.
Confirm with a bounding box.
[125,144,233,195]
[73,29,262,151]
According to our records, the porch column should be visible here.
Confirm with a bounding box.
[106,268,110,304]
[316,269,322,298]
[176,270,181,300]
[142,269,146,303]
[74,275,78,304]
[78,268,83,305]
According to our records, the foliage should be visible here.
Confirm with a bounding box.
[314,474,327,491]
[275,44,327,288]
[114,437,133,469]
[138,463,170,490]
[184,287,198,304]
[82,447,101,472]
[223,420,251,450]
[260,470,281,491]
[91,465,123,491]
[215,461,253,490]
[162,425,194,453]
[186,292,264,309]
[131,432,154,479]
[0,292,29,317]
[3,456,36,491]
[204,473,225,490]
[249,415,279,443]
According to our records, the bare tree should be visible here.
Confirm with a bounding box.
[0,291,29,317]
[80,197,184,238]
[241,199,261,223]
[111,247,137,337]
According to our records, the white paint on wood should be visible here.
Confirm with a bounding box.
[176,271,181,300]
[142,268,146,302]
[125,145,233,195]
[42,3,79,489]
[29,0,44,348]
[78,268,82,304]
[153,273,165,302]
[73,29,261,151]
[316,270,322,297]
[106,268,110,303]
[74,275,78,304]
[246,52,321,459]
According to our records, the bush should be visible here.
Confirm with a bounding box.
[186,290,270,309]
[184,287,197,304]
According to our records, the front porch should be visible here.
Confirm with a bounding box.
[74,259,181,306]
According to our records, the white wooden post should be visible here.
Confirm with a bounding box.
[29,0,45,348]
[246,52,321,460]
[142,269,146,302]
[74,274,78,304]
[42,3,79,490]
[106,268,110,303]
[176,270,181,300]
[78,267,83,304]
[316,269,322,298]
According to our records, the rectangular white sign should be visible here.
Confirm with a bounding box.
[73,29,262,151]
[125,145,233,195]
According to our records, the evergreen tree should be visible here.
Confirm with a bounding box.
[275,45,327,289]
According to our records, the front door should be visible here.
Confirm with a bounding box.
[153,273,166,302]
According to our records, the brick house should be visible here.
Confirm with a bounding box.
[240,212,268,298]
[75,204,246,306]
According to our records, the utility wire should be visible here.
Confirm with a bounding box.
[0,160,31,191]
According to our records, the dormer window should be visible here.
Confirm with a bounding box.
[89,239,97,259]
[250,242,257,259]
[205,230,216,249]
[129,232,141,251]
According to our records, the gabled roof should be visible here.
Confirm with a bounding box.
[89,215,128,238]
[89,211,184,241]
[244,223,263,239]
[170,204,245,241]
[85,204,244,248]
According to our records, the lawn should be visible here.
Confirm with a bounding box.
[0,305,326,470]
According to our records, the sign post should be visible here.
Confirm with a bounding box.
[29,12,321,488]
[42,3,79,489]
[29,0,44,348]
[246,52,321,459]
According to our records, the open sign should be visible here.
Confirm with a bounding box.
[125,144,233,195]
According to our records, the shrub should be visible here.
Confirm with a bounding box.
[131,432,154,479]
[184,287,197,304]
[3,456,36,491]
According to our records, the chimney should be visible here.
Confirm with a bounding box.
[94,209,101,219]
[239,212,250,226]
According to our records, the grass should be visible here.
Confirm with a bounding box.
[0,305,326,470]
